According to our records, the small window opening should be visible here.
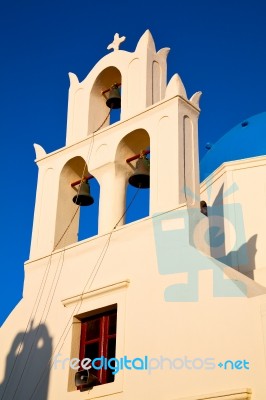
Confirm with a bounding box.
[77,307,117,391]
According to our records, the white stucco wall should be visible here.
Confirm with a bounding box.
[1,31,266,400]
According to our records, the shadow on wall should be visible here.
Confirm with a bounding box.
[227,235,257,279]
[0,321,52,400]
[208,184,257,278]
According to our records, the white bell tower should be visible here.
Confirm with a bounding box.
[3,31,264,400]
[30,29,203,260]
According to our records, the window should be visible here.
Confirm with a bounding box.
[78,307,117,391]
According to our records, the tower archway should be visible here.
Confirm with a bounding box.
[115,129,150,225]
[54,156,100,250]
[88,66,122,134]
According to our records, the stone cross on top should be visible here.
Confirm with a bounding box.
[107,33,126,51]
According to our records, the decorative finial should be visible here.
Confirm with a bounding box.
[107,33,126,51]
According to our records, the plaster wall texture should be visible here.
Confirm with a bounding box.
[1,31,266,400]
[200,156,266,286]
[1,217,266,399]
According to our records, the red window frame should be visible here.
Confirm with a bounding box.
[78,308,117,389]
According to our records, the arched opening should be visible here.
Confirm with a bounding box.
[88,67,122,134]
[116,129,150,225]
[78,177,100,241]
[126,154,150,224]
[54,156,100,250]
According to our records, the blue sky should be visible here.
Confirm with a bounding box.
[0,0,266,325]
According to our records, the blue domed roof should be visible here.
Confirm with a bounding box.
[200,112,266,180]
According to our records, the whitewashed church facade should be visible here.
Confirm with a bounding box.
[0,31,266,400]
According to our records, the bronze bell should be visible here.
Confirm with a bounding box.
[128,156,150,189]
[73,180,94,206]
[106,84,121,109]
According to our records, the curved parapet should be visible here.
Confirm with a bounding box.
[135,29,156,53]
[165,73,187,100]
[190,91,202,110]
[68,72,79,87]
[157,47,170,60]
[33,143,46,161]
